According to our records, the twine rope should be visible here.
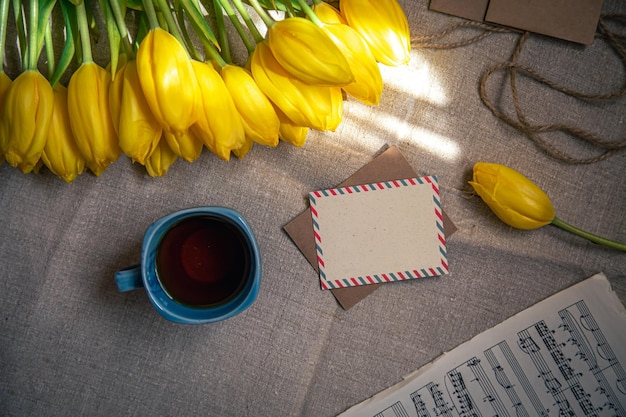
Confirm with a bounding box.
[412,16,626,164]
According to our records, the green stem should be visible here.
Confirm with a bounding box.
[141,0,160,29]
[246,0,274,29]
[214,0,254,55]
[12,0,27,69]
[229,0,263,43]
[294,0,322,26]
[75,0,93,63]
[212,0,231,63]
[175,6,202,61]
[27,0,38,69]
[0,0,9,70]
[201,35,227,67]
[551,217,626,252]
[108,0,135,57]
[44,15,54,76]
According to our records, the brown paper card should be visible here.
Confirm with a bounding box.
[283,145,457,310]
[429,0,603,45]
[484,0,603,45]
[429,0,489,22]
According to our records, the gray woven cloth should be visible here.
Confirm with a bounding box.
[1,1,625,416]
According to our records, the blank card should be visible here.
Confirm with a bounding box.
[309,177,449,290]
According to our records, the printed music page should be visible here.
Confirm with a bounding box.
[338,273,626,417]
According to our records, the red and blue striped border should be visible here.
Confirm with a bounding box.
[309,176,448,290]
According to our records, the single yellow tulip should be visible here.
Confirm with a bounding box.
[267,17,354,86]
[114,60,163,164]
[0,70,54,173]
[220,64,279,147]
[470,162,626,251]
[341,0,411,66]
[68,62,121,176]
[145,135,178,177]
[41,84,86,183]
[191,61,245,161]
[469,162,555,230]
[136,28,199,137]
[251,42,343,132]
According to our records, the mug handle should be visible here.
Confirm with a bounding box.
[115,264,144,292]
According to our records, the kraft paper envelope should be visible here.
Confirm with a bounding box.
[283,145,457,310]
[429,0,603,45]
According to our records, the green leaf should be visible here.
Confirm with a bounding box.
[245,0,301,13]
[36,0,58,61]
[178,0,219,49]
[50,0,76,86]
[98,0,121,78]
[126,0,143,10]
[12,0,27,69]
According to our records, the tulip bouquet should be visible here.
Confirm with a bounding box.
[0,0,411,182]
[470,162,626,252]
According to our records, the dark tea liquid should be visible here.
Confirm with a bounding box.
[156,216,250,307]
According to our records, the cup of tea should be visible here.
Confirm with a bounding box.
[115,207,262,324]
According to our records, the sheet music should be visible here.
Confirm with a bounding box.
[338,273,626,417]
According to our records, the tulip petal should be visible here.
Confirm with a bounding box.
[220,65,279,147]
[267,17,354,86]
[192,61,246,161]
[251,42,343,132]
[341,0,411,66]
[145,136,178,177]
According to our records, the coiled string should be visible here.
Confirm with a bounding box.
[412,15,626,164]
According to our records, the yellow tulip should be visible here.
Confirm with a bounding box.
[220,64,279,147]
[251,42,343,132]
[145,135,178,177]
[114,60,163,164]
[469,162,555,230]
[68,62,121,176]
[470,162,626,251]
[341,0,411,66]
[0,70,54,173]
[136,28,199,137]
[41,84,86,183]
[163,130,203,163]
[191,61,245,161]
[267,17,354,86]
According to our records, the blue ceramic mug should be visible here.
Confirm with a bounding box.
[115,207,261,324]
